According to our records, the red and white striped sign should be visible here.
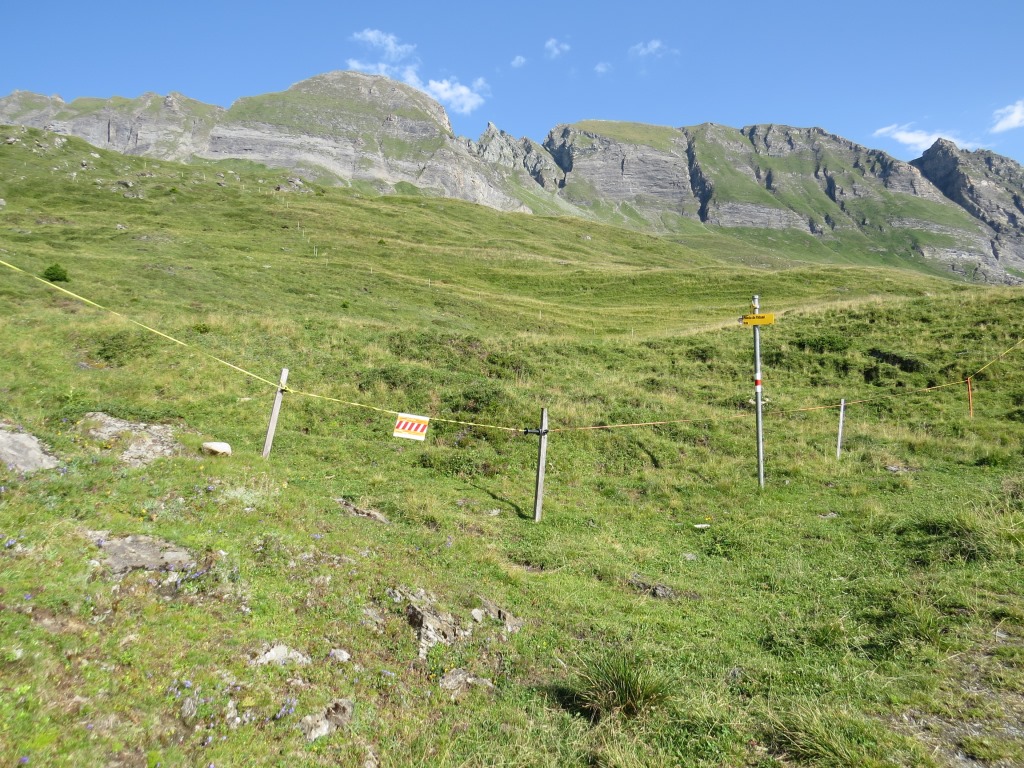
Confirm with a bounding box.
[393,413,430,441]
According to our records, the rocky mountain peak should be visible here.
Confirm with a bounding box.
[3,72,1024,282]
[913,139,1024,268]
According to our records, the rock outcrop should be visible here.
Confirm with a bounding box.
[912,139,1024,271]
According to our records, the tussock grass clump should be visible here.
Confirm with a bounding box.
[890,508,1010,565]
[761,703,929,767]
[573,652,672,721]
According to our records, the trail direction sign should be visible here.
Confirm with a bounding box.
[741,313,775,326]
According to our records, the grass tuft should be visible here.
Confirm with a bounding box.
[573,652,672,721]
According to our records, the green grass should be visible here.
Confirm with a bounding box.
[1,126,1023,766]
[571,121,683,152]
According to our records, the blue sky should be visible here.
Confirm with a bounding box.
[3,0,1023,164]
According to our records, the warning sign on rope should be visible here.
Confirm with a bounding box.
[393,413,430,441]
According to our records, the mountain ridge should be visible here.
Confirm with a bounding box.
[2,70,1023,283]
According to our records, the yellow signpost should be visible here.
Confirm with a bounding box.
[741,313,775,326]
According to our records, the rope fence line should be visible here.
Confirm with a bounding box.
[3,257,1023,438]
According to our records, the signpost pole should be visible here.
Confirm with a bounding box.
[752,296,765,489]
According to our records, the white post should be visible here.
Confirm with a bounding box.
[262,368,289,459]
[836,398,846,459]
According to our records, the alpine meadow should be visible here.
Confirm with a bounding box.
[1,114,1023,768]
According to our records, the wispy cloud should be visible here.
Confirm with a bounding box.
[351,29,415,63]
[992,100,1024,133]
[629,40,665,57]
[347,29,487,115]
[511,55,526,68]
[595,62,612,75]
[873,123,978,153]
[545,38,570,58]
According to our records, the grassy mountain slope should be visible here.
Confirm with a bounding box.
[2,128,1023,767]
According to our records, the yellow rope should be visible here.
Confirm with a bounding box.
[1,258,523,433]
[4,257,1021,436]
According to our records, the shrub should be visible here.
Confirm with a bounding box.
[42,263,69,282]
[95,330,153,366]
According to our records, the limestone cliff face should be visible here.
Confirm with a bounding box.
[0,73,532,212]
[0,91,223,162]
[3,72,1024,282]
[543,123,698,220]
[912,139,1024,270]
[536,121,1010,280]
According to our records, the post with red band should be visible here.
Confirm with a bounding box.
[752,296,765,488]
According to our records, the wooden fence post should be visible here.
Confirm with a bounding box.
[262,368,289,458]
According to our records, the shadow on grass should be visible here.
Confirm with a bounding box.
[537,683,596,723]
[468,482,529,520]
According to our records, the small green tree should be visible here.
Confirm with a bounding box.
[42,263,69,282]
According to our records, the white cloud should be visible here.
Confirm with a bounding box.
[351,29,416,63]
[511,55,526,68]
[545,38,570,58]
[595,62,612,75]
[348,29,487,115]
[424,78,487,114]
[629,40,664,57]
[992,100,1024,133]
[873,123,978,153]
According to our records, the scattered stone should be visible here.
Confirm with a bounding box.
[628,573,676,599]
[180,696,198,722]
[299,698,354,742]
[115,223,127,230]
[361,606,387,634]
[682,553,698,561]
[336,497,389,524]
[406,602,462,659]
[439,668,494,698]
[0,198,6,209]
[478,597,524,636]
[82,412,185,467]
[693,523,711,530]
[328,648,352,664]
[0,423,59,473]
[201,441,232,456]
[93,533,194,574]
[818,512,839,519]
[249,644,311,667]
[485,509,501,517]
[885,464,917,473]
[226,699,241,729]
[470,608,485,623]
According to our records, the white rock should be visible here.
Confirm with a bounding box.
[250,644,311,666]
[329,648,351,663]
[202,441,232,456]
